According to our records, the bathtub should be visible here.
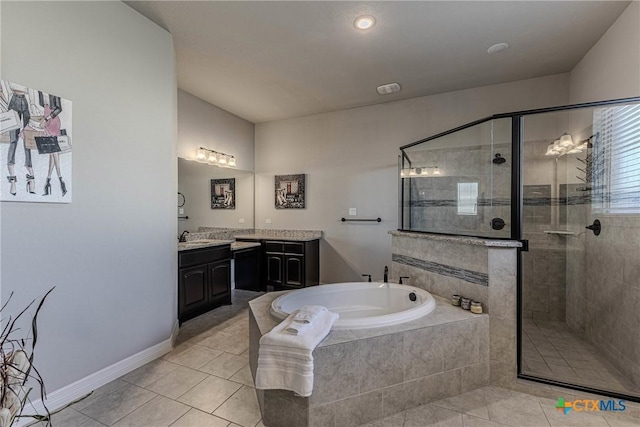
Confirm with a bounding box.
[269,282,436,330]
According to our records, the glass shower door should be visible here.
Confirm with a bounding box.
[519,101,640,399]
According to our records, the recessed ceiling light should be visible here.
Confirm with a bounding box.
[487,42,509,54]
[354,15,376,30]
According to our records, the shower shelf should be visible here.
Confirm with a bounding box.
[543,230,576,235]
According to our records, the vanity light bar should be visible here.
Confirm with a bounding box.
[196,147,236,168]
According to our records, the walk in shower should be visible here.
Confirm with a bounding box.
[399,97,640,401]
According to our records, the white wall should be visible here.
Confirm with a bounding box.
[570,1,640,103]
[255,74,570,283]
[178,90,255,171]
[0,1,176,393]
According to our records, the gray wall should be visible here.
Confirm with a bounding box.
[570,1,640,103]
[255,74,569,283]
[178,90,255,172]
[0,1,176,392]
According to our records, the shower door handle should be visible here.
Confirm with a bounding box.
[586,219,601,236]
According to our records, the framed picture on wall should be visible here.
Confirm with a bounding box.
[211,178,235,209]
[275,174,306,209]
[0,80,73,203]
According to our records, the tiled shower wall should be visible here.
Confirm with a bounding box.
[574,214,640,386]
[521,140,570,322]
[406,142,511,238]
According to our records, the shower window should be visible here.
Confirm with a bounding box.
[593,104,640,214]
[457,182,478,215]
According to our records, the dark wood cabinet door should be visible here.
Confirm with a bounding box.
[266,254,284,286]
[178,266,208,314]
[209,260,231,298]
[285,254,304,287]
[234,248,261,291]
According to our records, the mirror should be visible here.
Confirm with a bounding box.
[178,157,254,234]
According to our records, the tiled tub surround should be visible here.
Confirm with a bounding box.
[389,231,522,393]
[249,292,490,427]
[389,231,640,411]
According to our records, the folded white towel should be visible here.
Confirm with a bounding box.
[255,307,338,397]
[260,309,338,351]
[292,305,328,324]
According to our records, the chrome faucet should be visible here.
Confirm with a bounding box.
[383,266,389,283]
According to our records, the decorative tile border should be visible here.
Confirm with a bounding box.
[409,198,510,207]
[392,253,489,287]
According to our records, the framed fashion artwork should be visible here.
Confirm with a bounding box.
[275,174,306,209]
[211,178,235,209]
[0,80,72,203]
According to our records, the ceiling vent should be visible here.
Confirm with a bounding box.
[376,83,401,95]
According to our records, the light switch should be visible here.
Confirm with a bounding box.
[266,219,272,224]
[349,208,357,216]
[179,208,184,215]
[239,218,245,223]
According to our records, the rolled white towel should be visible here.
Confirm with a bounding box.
[284,320,312,336]
[293,305,328,324]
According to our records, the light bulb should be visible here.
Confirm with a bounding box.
[433,167,441,175]
[228,157,236,167]
[559,133,574,148]
[545,143,556,156]
[196,149,207,162]
[219,155,228,166]
[207,152,218,164]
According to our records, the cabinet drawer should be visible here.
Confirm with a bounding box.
[265,241,284,253]
[179,246,231,268]
[284,242,304,254]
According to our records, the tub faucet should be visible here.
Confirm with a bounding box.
[383,266,389,283]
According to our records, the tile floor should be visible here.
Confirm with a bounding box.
[33,291,640,427]
[521,319,639,397]
[38,289,266,427]
[357,386,639,427]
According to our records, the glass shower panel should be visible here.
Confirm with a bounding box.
[399,118,511,238]
[519,101,640,399]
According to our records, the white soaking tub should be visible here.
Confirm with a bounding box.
[270,282,436,330]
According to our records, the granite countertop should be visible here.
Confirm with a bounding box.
[231,241,261,251]
[178,239,233,252]
[389,230,522,248]
[235,230,322,242]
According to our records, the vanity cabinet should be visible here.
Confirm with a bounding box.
[178,245,231,324]
[264,240,319,290]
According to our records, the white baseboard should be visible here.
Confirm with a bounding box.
[17,322,180,426]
